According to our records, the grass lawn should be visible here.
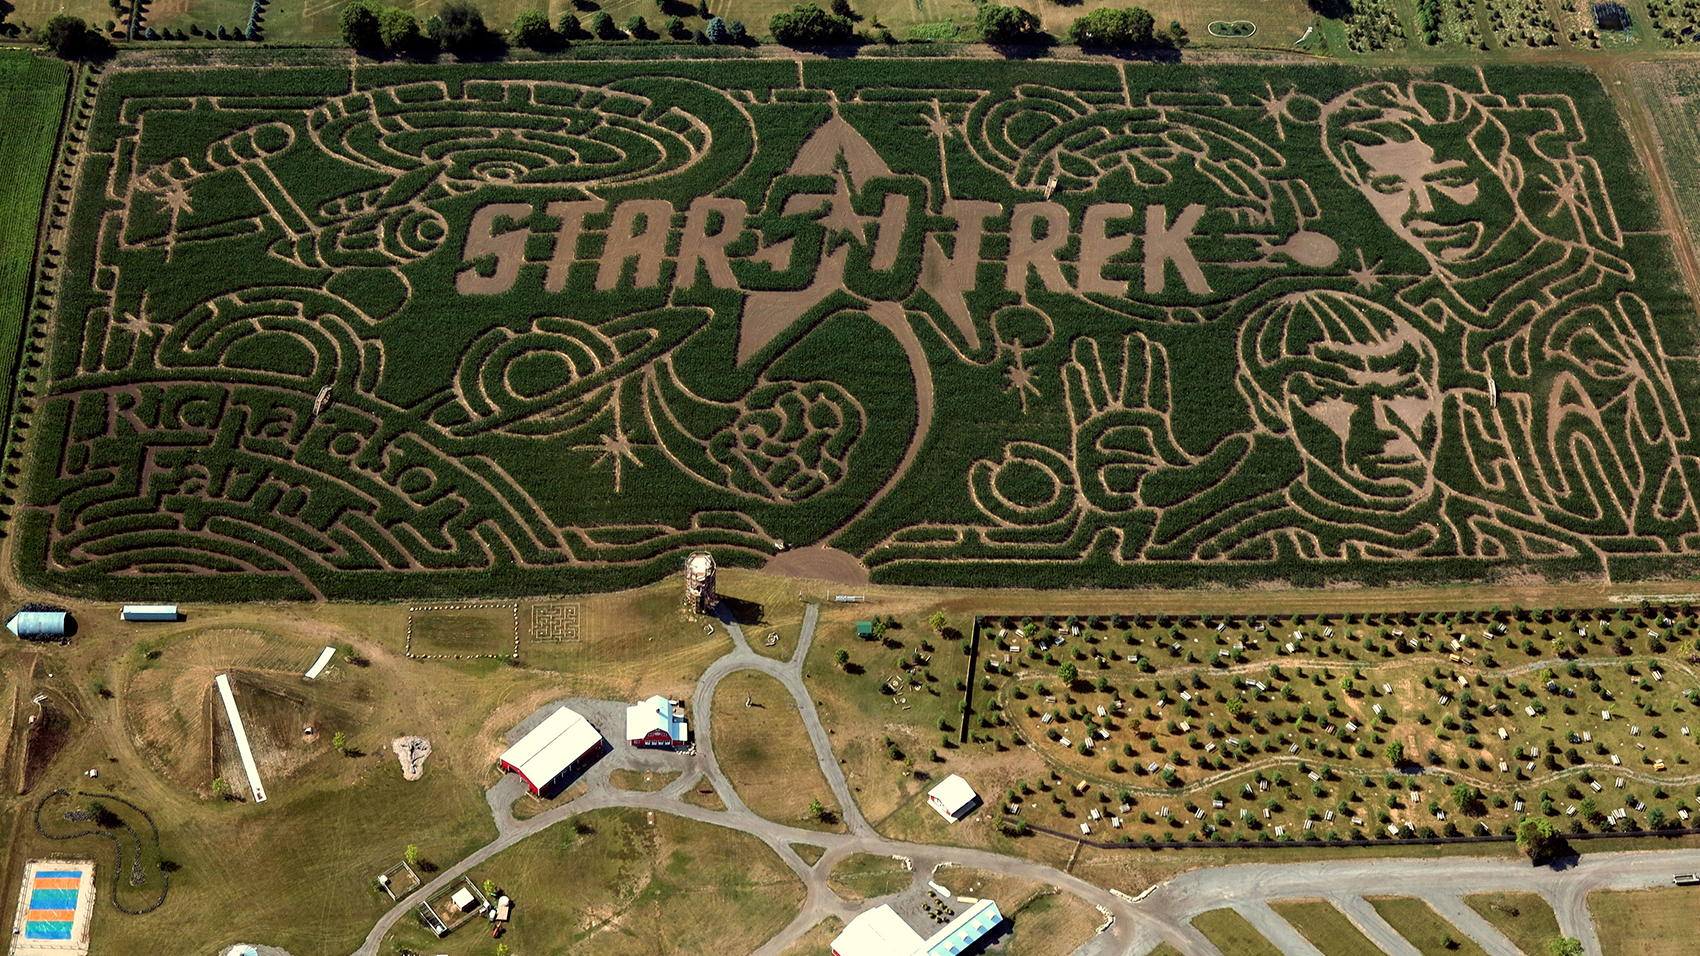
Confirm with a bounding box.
[788,842,825,865]
[610,769,681,792]
[1463,891,1565,956]
[410,605,515,656]
[70,756,497,956]
[1588,887,1695,956]
[1193,907,1286,956]
[828,852,912,901]
[1149,945,1189,956]
[801,606,1014,840]
[678,777,727,811]
[1269,900,1390,956]
[711,670,845,833]
[382,807,805,956]
[773,917,844,956]
[1367,897,1489,956]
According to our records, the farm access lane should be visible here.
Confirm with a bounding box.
[1128,847,1700,956]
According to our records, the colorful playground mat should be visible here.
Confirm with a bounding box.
[8,861,93,956]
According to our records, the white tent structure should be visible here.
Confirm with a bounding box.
[832,899,1004,956]
[926,774,979,822]
[497,706,605,795]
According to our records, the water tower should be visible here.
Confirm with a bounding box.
[683,552,718,615]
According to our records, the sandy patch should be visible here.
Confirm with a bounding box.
[763,546,870,586]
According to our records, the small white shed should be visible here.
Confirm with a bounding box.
[926,774,980,822]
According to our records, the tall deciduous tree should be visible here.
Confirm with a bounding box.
[1066,5,1154,47]
[976,3,1040,42]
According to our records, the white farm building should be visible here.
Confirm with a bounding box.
[926,774,980,822]
[496,706,606,796]
[832,899,1004,956]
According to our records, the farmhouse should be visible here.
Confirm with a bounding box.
[496,706,606,796]
[626,695,688,748]
[831,898,1004,956]
[926,774,980,822]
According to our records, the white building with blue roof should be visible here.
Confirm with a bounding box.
[831,898,1004,956]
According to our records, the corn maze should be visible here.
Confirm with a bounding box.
[19,60,1700,599]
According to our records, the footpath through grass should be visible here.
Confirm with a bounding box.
[1269,900,1390,956]
[1192,908,1286,956]
[1367,897,1489,956]
[1463,891,1564,956]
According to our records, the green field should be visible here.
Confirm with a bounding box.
[1368,896,1490,956]
[20,58,1700,600]
[1193,907,1286,956]
[1270,899,1389,956]
[0,53,67,493]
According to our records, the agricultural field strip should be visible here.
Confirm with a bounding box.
[22,60,1700,599]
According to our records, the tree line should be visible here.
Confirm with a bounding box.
[33,0,1182,56]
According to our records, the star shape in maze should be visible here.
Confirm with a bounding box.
[1004,350,1041,413]
[155,181,192,216]
[576,425,646,493]
[1347,250,1384,291]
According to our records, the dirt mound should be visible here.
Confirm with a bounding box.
[762,546,870,586]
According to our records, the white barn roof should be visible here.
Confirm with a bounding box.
[625,695,687,743]
[927,774,979,821]
[831,904,923,956]
[498,707,603,790]
[832,900,1004,956]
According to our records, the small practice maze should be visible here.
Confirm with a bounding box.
[530,603,583,643]
[21,60,1700,598]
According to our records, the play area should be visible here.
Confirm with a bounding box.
[7,861,94,956]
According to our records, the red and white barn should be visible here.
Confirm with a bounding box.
[497,706,606,796]
[626,695,688,748]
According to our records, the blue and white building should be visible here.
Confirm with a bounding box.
[831,898,1004,956]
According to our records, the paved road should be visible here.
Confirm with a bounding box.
[1129,848,1700,955]
[346,602,1700,956]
